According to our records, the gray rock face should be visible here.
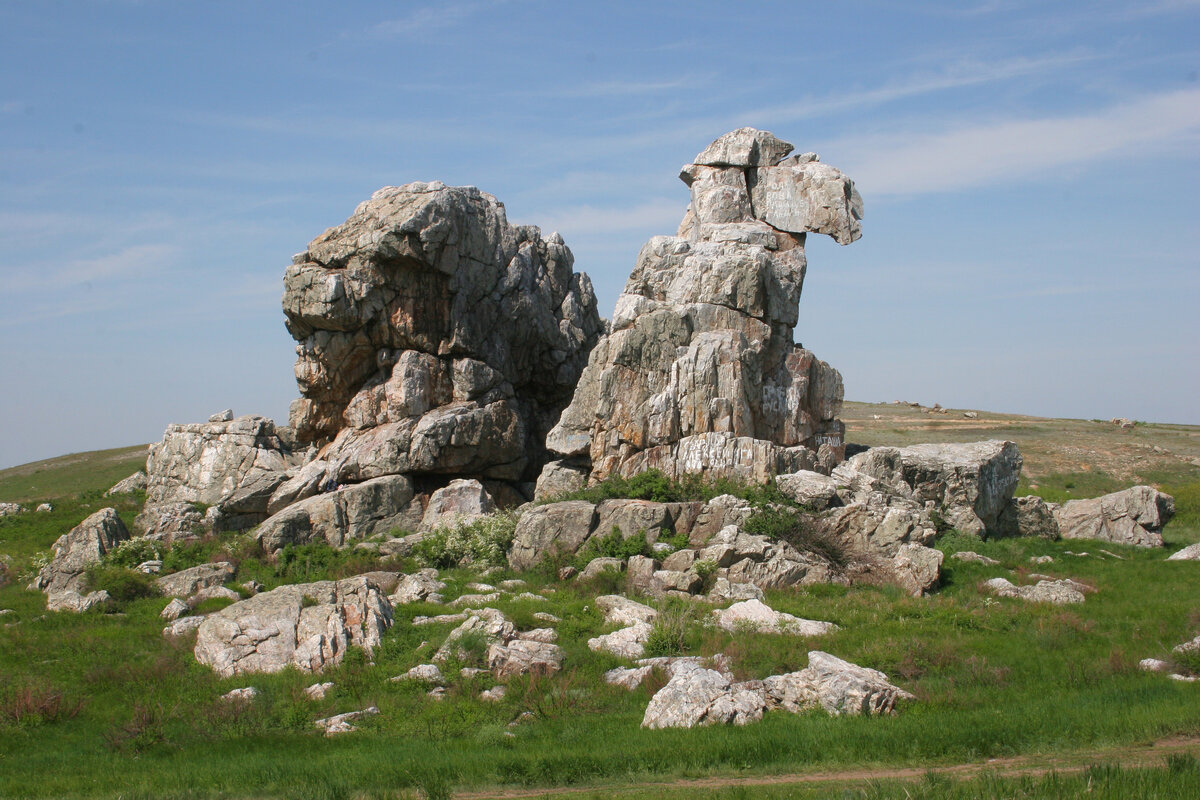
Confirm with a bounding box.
[139,415,293,538]
[155,562,237,598]
[544,128,859,486]
[193,575,393,677]
[775,470,841,510]
[835,441,1022,538]
[641,662,766,729]
[31,508,129,611]
[105,471,147,496]
[762,651,912,716]
[507,501,598,570]
[255,475,415,555]
[282,182,602,491]
[421,479,495,531]
[1054,486,1175,547]
[890,543,943,596]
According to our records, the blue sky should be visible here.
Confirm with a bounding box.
[1,0,1198,469]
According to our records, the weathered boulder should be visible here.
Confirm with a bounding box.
[105,471,147,496]
[712,598,836,636]
[155,562,237,598]
[579,557,625,580]
[642,661,766,729]
[588,622,653,660]
[421,479,495,531]
[487,639,565,677]
[998,495,1060,539]
[543,128,859,486]
[140,415,293,536]
[434,608,515,663]
[193,575,393,677]
[596,594,658,627]
[835,441,1022,537]
[161,598,189,620]
[890,543,943,596]
[775,470,841,510]
[1168,543,1200,561]
[532,460,588,501]
[0,502,23,517]
[282,182,603,489]
[983,577,1088,605]
[1054,486,1175,547]
[30,508,130,611]
[762,651,912,716]
[507,501,597,570]
[950,551,1000,566]
[255,475,415,555]
[389,569,445,604]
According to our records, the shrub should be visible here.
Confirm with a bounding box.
[743,506,848,567]
[0,681,85,726]
[272,542,378,582]
[643,597,701,658]
[85,564,161,603]
[572,526,651,570]
[106,538,161,569]
[414,511,519,568]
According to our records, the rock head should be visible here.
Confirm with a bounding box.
[541,128,862,487]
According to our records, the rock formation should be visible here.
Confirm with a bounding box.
[541,128,861,489]
[30,507,129,612]
[1054,486,1175,547]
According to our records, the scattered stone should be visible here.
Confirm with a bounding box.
[393,664,445,685]
[305,682,335,700]
[499,579,526,590]
[1167,543,1200,561]
[588,622,653,660]
[1139,658,1171,673]
[950,551,1000,566]
[983,577,1086,605]
[532,612,560,624]
[1098,549,1126,560]
[30,507,129,612]
[641,662,766,729]
[0,503,24,517]
[713,599,836,636]
[596,595,658,626]
[163,615,204,638]
[160,598,189,621]
[221,687,258,702]
[36,503,53,513]
[389,569,446,605]
[762,651,913,716]
[1030,555,1054,564]
[427,687,448,700]
[963,412,978,419]
[106,471,148,496]
[434,609,515,663]
[1173,635,1200,656]
[480,686,506,702]
[557,566,578,580]
[451,592,500,608]
[1055,486,1175,547]
[1169,673,1198,682]
[579,557,625,580]
[314,706,378,736]
[210,409,235,423]
[194,576,392,677]
[516,628,557,644]
[512,591,546,603]
[156,562,237,598]
[891,543,943,596]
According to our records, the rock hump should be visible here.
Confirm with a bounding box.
[541,128,863,488]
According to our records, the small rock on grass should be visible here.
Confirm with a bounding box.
[305,682,335,700]
[221,687,258,702]
[315,707,378,736]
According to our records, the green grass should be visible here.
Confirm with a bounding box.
[1,444,1200,798]
[0,446,147,504]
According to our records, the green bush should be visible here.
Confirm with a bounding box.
[743,506,848,567]
[105,539,161,569]
[642,597,701,658]
[414,511,518,568]
[84,565,160,603]
[550,468,793,507]
[572,526,651,569]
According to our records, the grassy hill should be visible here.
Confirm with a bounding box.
[0,408,1198,800]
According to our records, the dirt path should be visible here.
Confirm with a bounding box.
[455,734,1200,799]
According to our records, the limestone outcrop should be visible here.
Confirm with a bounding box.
[30,508,129,612]
[1054,486,1175,547]
[193,575,393,677]
[138,415,295,540]
[542,128,860,487]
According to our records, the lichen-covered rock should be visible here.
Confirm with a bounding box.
[641,662,766,729]
[140,415,293,536]
[30,508,129,611]
[1054,486,1174,547]
[712,599,836,636]
[255,475,415,555]
[762,651,912,716]
[544,128,859,486]
[193,575,393,677]
[890,543,943,597]
[155,562,236,598]
[282,182,602,491]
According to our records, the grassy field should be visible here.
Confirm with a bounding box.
[0,409,1198,799]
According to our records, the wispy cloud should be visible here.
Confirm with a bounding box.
[520,199,682,237]
[6,243,176,294]
[841,87,1200,195]
[370,0,515,37]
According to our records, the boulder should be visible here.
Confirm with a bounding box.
[255,475,416,555]
[1054,487,1175,547]
[282,182,603,491]
[588,622,653,660]
[140,415,293,535]
[1167,543,1200,561]
[641,662,766,729]
[487,639,565,677]
[389,569,445,604]
[393,663,445,684]
[596,594,658,627]
[421,479,495,531]
[983,577,1088,605]
[775,470,841,510]
[543,128,859,486]
[160,598,189,620]
[579,557,625,580]
[314,706,378,736]
[712,599,836,636]
[949,551,1000,566]
[998,495,1060,539]
[507,501,597,570]
[0,503,23,517]
[105,471,147,496]
[890,543,943,596]
[193,575,393,677]
[594,499,673,543]
[133,501,206,544]
[434,609,515,663]
[155,562,237,598]
[532,460,588,501]
[30,508,130,611]
[762,651,912,716]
